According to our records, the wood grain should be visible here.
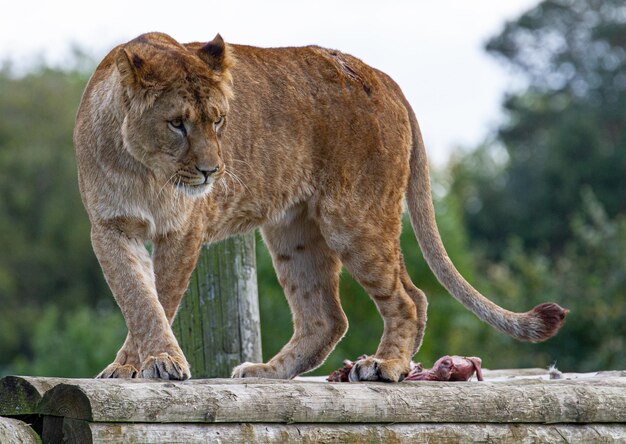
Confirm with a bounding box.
[0,416,41,444]
[39,377,626,424]
[58,421,626,444]
[0,376,68,416]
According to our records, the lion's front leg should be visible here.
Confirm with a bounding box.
[91,221,190,380]
[152,227,205,322]
[97,225,204,379]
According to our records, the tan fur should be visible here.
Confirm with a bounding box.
[75,32,567,382]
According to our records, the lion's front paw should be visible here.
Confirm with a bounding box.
[348,356,409,382]
[140,352,191,381]
[231,362,278,378]
[96,363,139,379]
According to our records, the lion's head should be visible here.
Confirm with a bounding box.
[115,32,233,197]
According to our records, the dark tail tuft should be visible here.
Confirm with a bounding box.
[529,303,569,342]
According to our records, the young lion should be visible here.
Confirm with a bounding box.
[75,32,567,382]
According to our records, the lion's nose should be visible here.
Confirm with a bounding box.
[196,165,220,181]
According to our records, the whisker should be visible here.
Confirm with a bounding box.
[224,167,250,194]
[155,172,178,202]
[223,170,238,192]
[218,176,231,197]
[230,158,254,170]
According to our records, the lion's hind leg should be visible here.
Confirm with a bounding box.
[318,207,418,382]
[232,204,348,379]
[399,261,428,356]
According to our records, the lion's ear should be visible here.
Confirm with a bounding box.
[197,34,229,72]
[116,47,155,88]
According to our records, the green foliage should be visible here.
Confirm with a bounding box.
[471,191,626,371]
[454,0,626,257]
[0,64,102,310]
[0,63,119,377]
[444,0,626,371]
[10,306,126,377]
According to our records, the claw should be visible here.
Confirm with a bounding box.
[96,363,139,379]
[348,356,408,382]
[140,353,191,380]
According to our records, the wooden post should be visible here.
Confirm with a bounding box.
[172,233,262,378]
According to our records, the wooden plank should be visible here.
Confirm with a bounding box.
[39,378,626,424]
[0,417,41,444]
[0,376,70,415]
[172,234,262,378]
[52,420,626,444]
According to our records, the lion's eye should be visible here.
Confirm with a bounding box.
[168,119,187,136]
[214,115,224,130]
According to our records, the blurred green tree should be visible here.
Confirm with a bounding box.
[10,306,126,377]
[0,63,120,376]
[451,0,626,257]
[445,0,626,371]
[474,191,626,371]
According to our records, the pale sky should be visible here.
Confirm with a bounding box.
[0,0,539,166]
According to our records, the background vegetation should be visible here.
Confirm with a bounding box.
[0,0,624,377]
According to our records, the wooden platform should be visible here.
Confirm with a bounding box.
[1,369,624,443]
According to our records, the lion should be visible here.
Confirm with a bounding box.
[74,32,567,382]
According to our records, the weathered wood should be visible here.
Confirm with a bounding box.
[300,368,626,383]
[172,234,262,378]
[51,420,626,444]
[39,378,626,424]
[481,368,626,381]
[480,368,548,378]
[42,416,63,444]
[0,416,41,444]
[0,376,69,415]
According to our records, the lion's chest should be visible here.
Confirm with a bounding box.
[95,181,193,240]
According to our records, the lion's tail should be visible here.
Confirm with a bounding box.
[404,104,568,342]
